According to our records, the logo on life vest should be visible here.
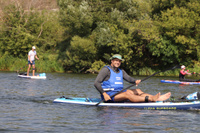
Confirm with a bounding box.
[116,77,121,80]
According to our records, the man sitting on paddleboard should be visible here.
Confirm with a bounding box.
[94,54,171,103]
[27,46,39,76]
[179,65,196,82]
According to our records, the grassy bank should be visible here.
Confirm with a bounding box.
[131,66,199,77]
[1,54,199,76]
[0,58,198,78]
[0,55,64,73]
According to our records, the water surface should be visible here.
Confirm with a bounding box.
[0,72,200,132]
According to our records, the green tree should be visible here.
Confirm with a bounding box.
[64,36,97,72]
[0,4,34,57]
[151,4,200,66]
[0,4,64,57]
[58,0,93,37]
[0,4,64,72]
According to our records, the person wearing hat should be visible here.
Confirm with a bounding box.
[179,65,196,82]
[27,46,39,76]
[94,54,171,103]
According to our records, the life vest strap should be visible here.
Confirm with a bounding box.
[103,88,114,92]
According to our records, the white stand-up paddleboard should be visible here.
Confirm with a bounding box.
[18,73,46,79]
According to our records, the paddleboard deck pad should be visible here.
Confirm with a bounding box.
[18,73,46,79]
[53,97,200,110]
[161,80,200,85]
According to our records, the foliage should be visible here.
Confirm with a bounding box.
[0,3,63,55]
[58,0,93,37]
[153,4,200,67]
[1,0,200,76]
[0,5,34,57]
[64,36,97,72]
[0,55,17,71]
[0,3,64,72]
[36,53,64,72]
[86,60,106,73]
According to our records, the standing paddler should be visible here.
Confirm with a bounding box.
[27,46,39,76]
[94,54,171,103]
[179,65,197,82]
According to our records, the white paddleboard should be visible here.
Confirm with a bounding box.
[18,73,46,79]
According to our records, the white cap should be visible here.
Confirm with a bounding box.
[32,46,36,49]
[181,65,185,69]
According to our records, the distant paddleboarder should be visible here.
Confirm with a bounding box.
[179,65,197,82]
[27,46,39,76]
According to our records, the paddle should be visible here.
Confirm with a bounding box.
[165,97,200,103]
[165,99,200,103]
[16,65,28,73]
[193,72,200,77]
[17,61,38,73]
[186,72,200,81]
[95,65,179,106]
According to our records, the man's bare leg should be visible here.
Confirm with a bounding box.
[132,90,171,101]
[132,89,171,101]
[27,64,31,76]
[131,89,144,95]
[32,65,35,76]
[130,89,161,101]
[114,91,160,103]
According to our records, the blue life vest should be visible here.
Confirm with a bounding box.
[101,66,123,92]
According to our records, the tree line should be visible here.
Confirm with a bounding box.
[0,0,200,75]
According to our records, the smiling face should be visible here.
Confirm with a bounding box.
[111,58,122,68]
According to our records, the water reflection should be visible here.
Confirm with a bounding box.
[95,106,200,132]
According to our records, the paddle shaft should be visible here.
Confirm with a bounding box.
[165,99,200,103]
[17,61,37,73]
[17,64,28,73]
[96,65,178,106]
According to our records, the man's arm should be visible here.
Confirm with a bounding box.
[122,70,136,83]
[181,70,192,75]
[35,51,39,60]
[94,67,110,94]
[28,55,31,61]
[122,70,141,85]
[35,55,39,60]
[28,52,32,63]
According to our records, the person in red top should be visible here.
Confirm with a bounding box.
[179,65,196,82]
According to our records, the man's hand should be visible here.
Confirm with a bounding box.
[103,92,111,101]
[135,80,141,86]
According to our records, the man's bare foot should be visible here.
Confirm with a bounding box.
[157,92,171,101]
[149,92,160,102]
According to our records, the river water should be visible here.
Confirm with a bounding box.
[1,72,200,132]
